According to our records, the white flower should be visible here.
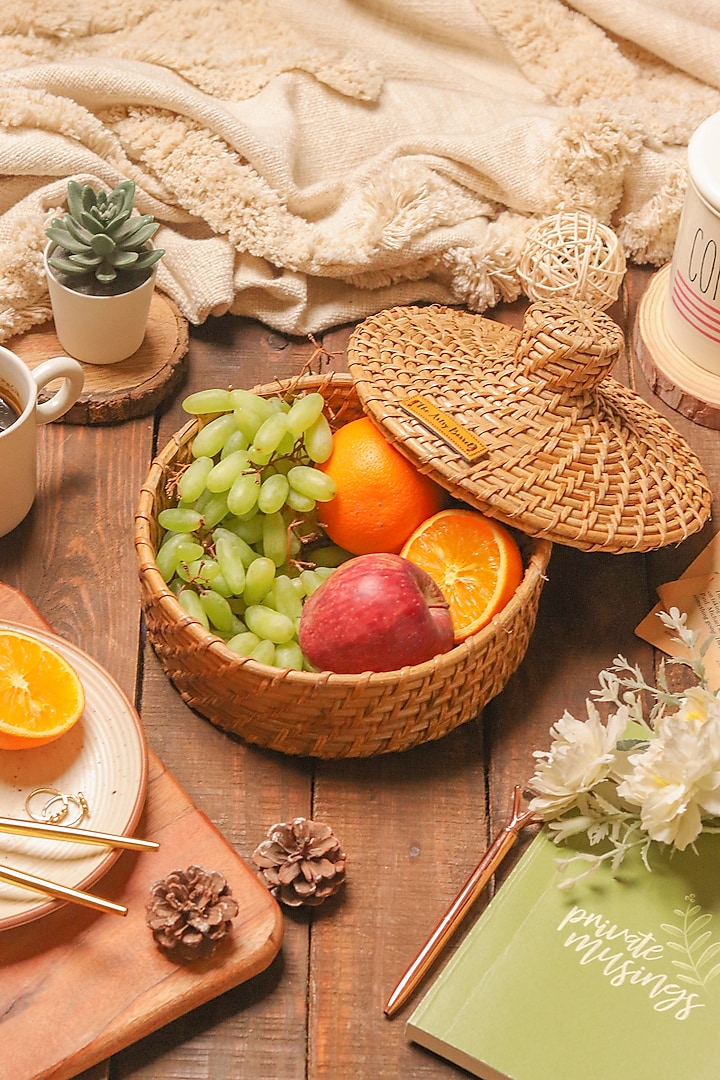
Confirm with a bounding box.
[616,687,720,850]
[528,701,629,818]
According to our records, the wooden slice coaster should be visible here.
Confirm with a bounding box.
[6,290,189,425]
[633,263,720,430]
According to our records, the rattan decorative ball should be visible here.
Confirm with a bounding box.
[518,211,625,310]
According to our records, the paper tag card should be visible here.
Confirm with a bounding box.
[635,535,720,689]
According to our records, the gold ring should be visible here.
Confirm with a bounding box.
[24,787,90,827]
[25,786,69,824]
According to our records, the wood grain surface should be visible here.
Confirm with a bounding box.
[0,268,717,1080]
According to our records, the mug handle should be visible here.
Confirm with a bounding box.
[33,357,85,424]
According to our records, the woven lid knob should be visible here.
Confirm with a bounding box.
[516,299,624,401]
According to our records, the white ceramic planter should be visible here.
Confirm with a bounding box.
[44,242,157,366]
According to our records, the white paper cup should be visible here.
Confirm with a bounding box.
[665,111,720,376]
[0,348,84,537]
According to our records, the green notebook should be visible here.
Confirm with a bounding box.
[407,828,720,1079]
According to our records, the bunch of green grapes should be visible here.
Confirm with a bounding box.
[156,387,343,670]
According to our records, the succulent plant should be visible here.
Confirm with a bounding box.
[45,179,164,289]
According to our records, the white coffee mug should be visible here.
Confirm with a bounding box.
[665,110,720,376]
[0,347,84,537]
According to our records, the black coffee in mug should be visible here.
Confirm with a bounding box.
[0,385,20,432]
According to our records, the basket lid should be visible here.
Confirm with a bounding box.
[346,300,712,553]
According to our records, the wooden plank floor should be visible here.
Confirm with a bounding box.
[0,265,718,1079]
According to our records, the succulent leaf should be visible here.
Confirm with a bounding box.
[47,252,90,276]
[105,208,134,233]
[66,180,87,220]
[46,178,163,287]
[90,234,117,257]
[69,252,104,269]
[134,248,165,271]
[63,216,96,247]
[79,210,107,235]
[108,250,139,268]
[119,220,160,249]
[44,224,89,254]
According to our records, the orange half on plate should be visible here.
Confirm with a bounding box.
[401,509,524,642]
[0,628,85,750]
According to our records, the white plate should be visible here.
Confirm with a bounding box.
[0,621,147,930]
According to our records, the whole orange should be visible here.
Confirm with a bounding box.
[318,417,446,555]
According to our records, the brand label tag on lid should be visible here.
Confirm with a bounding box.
[399,394,488,463]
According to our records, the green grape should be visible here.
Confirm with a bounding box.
[251,412,289,456]
[191,414,238,458]
[228,614,247,637]
[246,445,273,467]
[191,487,213,515]
[310,544,352,567]
[231,390,275,440]
[248,639,277,665]
[274,641,305,671]
[287,465,337,503]
[227,471,261,516]
[220,429,250,458]
[288,532,302,558]
[286,487,316,513]
[157,507,203,534]
[177,588,209,630]
[182,388,234,414]
[304,413,334,463]
[286,392,325,436]
[290,576,306,598]
[226,630,261,656]
[206,451,250,493]
[270,574,303,620]
[199,589,235,633]
[258,472,290,515]
[315,566,335,580]
[181,558,223,589]
[299,568,326,596]
[219,512,262,543]
[275,430,298,457]
[214,530,248,593]
[243,556,276,605]
[262,511,288,567]
[198,491,229,529]
[177,456,214,502]
[156,534,204,582]
[211,571,234,597]
[266,396,290,413]
[213,526,258,568]
[244,604,295,644]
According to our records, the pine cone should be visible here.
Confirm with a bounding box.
[251,817,346,907]
[146,865,239,962]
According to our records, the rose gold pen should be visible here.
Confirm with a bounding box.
[384,785,536,1017]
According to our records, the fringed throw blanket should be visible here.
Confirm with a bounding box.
[1,0,720,338]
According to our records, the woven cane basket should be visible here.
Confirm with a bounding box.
[135,372,551,759]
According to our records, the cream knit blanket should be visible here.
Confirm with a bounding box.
[1,0,720,338]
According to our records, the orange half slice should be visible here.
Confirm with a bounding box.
[0,629,85,750]
[401,509,524,642]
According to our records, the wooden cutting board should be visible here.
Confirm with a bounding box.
[0,584,283,1080]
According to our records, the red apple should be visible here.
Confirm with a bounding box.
[298,553,455,674]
